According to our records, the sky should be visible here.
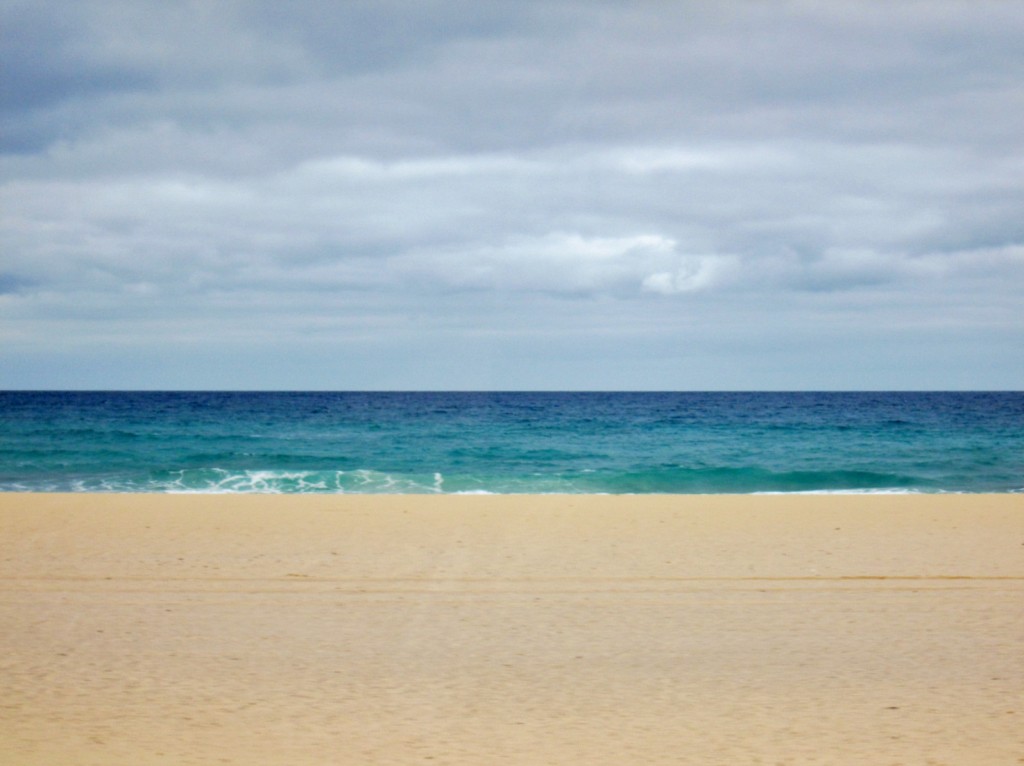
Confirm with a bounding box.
[2,0,1023,390]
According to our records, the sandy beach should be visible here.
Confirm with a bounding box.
[1,493,1021,765]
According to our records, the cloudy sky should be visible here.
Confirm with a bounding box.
[2,0,1022,389]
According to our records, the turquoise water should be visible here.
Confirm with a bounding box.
[0,391,1021,493]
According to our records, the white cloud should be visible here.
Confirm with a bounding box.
[604,145,791,175]
[400,232,679,294]
[642,255,738,295]
[294,153,541,182]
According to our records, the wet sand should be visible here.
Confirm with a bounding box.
[2,493,1022,765]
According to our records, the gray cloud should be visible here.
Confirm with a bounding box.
[1,0,1022,388]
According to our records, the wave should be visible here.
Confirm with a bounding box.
[2,465,1015,494]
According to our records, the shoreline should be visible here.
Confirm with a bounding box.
[3,493,1022,764]
[3,487,1020,494]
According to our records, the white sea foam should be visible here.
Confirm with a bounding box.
[158,468,417,494]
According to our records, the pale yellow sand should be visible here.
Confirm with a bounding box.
[1,493,1022,765]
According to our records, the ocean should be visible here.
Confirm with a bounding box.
[0,391,1021,494]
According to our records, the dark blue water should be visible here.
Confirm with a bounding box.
[0,391,1021,493]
